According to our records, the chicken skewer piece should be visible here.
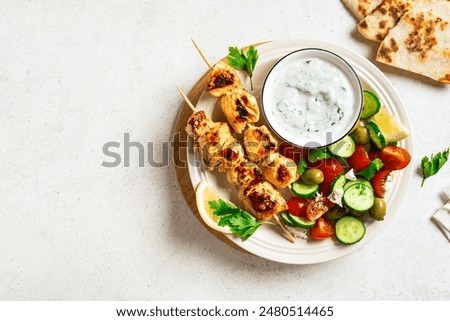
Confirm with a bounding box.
[191,39,260,133]
[178,87,294,242]
[220,88,259,134]
[262,152,299,190]
[191,38,242,97]
[243,124,278,162]
[178,87,245,172]
[243,124,299,189]
[226,162,295,243]
[226,161,295,243]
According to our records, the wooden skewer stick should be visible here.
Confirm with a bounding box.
[273,215,296,244]
[191,38,213,70]
[176,86,197,113]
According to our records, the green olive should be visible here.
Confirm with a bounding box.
[325,207,345,221]
[301,169,324,185]
[352,127,370,145]
[369,198,387,221]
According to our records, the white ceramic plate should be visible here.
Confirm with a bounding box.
[186,39,413,264]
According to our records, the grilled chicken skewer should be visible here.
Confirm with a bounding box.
[191,39,260,133]
[178,87,294,242]
[225,159,296,242]
[179,87,245,172]
[225,161,294,243]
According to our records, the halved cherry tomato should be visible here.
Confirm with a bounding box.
[309,217,335,240]
[371,168,392,198]
[380,146,411,170]
[287,197,308,217]
[278,142,307,164]
[306,196,330,221]
[309,158,344,184]
[348,144,371,171]
[319,182,332,197]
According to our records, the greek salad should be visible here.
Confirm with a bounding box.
[279,89,411,245]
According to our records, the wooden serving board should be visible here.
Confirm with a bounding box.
[172,70,249,254]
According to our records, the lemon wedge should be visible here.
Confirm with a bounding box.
[369,106,409,142]
[195,180,232,234]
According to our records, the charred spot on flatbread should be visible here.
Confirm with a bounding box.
[390,38,399,52]
[377,37,400,63]
[404,13,439,61]
[378,43,393,63]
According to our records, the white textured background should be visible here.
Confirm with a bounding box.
[0,0,449,300]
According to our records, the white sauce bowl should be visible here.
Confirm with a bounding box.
[262,48,363,148]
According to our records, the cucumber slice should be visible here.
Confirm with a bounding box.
[361,90,381,119]
[356,158,384,181]
[291,181,319,199]
[343,178,373,191]
[328,136,356,158]
[343,183,375,212]
[280,212,295,226]
[331,174,347,193]
[335,216,366,245]
[288,214,316,229]
[366,121,386,150]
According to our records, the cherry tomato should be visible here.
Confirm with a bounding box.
[278,142,307,164]
[348,144,371,171]
[319,182,332,197]
[309,217,335,240]
[309,158,344,184]
[380,146,411,170]
[306,196,330,221]
[371,168,392,198]
[287,197,308,217]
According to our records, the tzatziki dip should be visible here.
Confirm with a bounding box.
[262,49,362,148]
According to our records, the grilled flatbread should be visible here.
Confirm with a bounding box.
[342,0,383,19]
[357,0,415,42]
[376,1,450,83]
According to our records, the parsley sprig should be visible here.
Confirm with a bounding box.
[227,46,259,90]
[208,199,271,241]
[420,147,449,187]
